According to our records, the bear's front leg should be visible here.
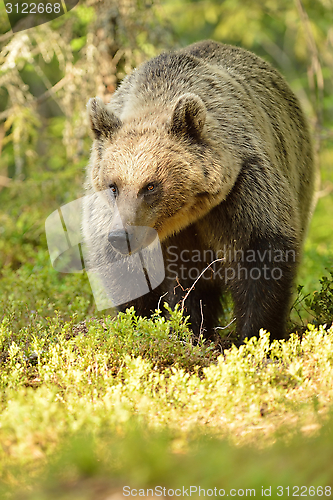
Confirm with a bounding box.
[227,236,298,343]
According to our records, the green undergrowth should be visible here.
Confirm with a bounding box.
[2,416,333,499]
[1,307,333,497]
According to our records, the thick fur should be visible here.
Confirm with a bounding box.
[83,40,315,343]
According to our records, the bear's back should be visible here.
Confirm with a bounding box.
[114,40,308,141]
[181,41,308,135]
[179,39,273,75]
[121,40,294,103]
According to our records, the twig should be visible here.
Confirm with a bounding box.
[173,276,185,295]
[157,291,168,313]
[214,318,236,330]
[181,258,224,313]
[199,299,204,336]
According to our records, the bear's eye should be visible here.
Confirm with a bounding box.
[109,184,118,197]
[146,184,155,192]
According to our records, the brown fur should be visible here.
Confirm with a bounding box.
[83,40,315,343]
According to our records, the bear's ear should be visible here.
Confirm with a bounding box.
[170,93,206,140]
[87,97,122,140]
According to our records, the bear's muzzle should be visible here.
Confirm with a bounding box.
[108,226,157,255]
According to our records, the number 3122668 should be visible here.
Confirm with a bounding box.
[277,485,331,496]
[5,3,61,14]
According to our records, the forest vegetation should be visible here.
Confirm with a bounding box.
[0,0,333,497]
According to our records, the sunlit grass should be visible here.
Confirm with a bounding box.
[1,311,333,497]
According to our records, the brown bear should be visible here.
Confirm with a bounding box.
[83,40,315,343]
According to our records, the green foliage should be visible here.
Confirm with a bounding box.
[0,155,86,271]
[306,270,333,326]
[2,418,333,499]
[1,321,333,497]
[0,304,218,379]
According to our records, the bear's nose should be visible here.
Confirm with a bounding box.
[108,229,130,255]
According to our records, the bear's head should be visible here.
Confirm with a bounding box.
[87,95,234,254]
